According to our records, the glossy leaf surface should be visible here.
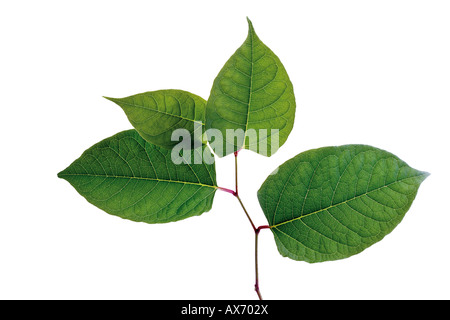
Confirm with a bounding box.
[257,145,428,263]
[58,130,217,223]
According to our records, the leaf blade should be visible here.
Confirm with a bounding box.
[257,145,428,263]
[58,130,217,223]
[105,89,206,149]
[206,18,296,157]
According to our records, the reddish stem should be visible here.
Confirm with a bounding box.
[217,149,272,300]
[255,224,270,300]
[256,225,270,233]
[234,150,239,196]
[217,187,237,196]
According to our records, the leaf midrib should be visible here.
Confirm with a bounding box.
[110,99,204,125]
[270,173,426,229]
[242,22,254,148]
[58,172,217,189]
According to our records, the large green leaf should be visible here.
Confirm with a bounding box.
[58,130,217,223]
[105,90,206,149]
[257,145,428,263]
[205,18,296,157]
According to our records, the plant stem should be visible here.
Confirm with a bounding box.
[255,225,270,300]
[234,150,239,196]
[255,230,262,300]
[233,149,256,231]
[236,195,256,232]
[217,186,236,196]
[217,150,271,300]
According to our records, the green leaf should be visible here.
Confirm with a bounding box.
[58,130,217,224]
[205,18,296,157]
[105,90,206,149]
[257,145,429,263]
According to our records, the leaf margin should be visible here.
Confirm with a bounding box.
[104,89,207,150]
[257,144,429,263]
[205,18,296,158]
[58,129,218,224]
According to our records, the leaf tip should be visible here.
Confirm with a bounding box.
[422,171,431,180]
[57,170,65,180]
[102,96,115,102]
[103,96,124,110]
[246,17,254,33]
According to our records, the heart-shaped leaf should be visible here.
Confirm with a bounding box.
[257,145,428,263]
[105,90,206,149]
[206,18,296,157]
[58,130,217,223]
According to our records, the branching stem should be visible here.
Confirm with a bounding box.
[236,195,256,232]
[217,150,271,300]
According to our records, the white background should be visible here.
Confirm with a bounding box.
[1,0,449,300]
